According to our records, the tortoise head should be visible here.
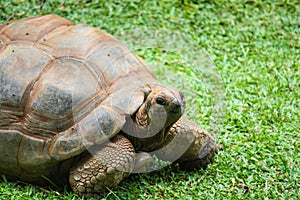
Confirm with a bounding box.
[122,85,185,151]
[135,85,185,129]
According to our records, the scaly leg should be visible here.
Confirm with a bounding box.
[156,118,217,170]
[69,135,135,195]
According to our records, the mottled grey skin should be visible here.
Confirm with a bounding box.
[0,15,217,196]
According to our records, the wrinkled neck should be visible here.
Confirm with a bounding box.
[135,102,150,126]
[123,125,172,152]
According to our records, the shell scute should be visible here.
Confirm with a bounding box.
[18,134,50,171]
[37,24,111,59]
[0,130,22,175]
[0,45,51,106]
[0,14,74,42]
[25,58,104,134]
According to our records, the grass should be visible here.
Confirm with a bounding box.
[0,0,299,199]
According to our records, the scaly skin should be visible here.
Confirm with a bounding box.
[69,135,135,195]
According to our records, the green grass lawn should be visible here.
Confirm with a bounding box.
[0,0,299,199]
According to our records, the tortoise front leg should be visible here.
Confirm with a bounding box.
[69,135,135,195]
[156,118,217,170]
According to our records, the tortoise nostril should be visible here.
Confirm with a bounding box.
[174,103,181,109]
[170,100,182,112]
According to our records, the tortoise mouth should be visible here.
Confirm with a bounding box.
[168,110,182,115]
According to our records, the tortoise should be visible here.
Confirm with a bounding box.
[0,15,217,195]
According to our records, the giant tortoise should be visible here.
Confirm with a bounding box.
[0,15,217,195]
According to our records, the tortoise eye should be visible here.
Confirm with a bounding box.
[156,97,167,106]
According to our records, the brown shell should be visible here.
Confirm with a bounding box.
[0,15,158,178]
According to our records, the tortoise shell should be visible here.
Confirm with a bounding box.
[0,14,158,180]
